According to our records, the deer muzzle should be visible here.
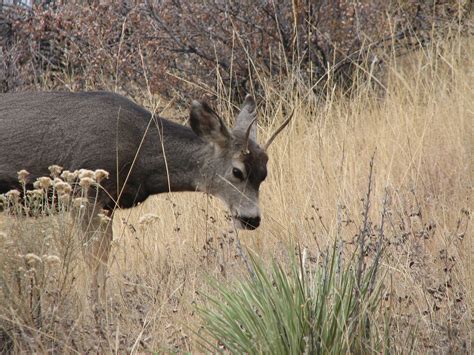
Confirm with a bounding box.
[237,215,261,230]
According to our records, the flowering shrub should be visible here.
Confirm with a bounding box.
[1,165,109,217]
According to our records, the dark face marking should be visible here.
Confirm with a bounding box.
[241,143,268,189]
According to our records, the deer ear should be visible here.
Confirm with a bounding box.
[190,100,231,147]
[233,94,257,142]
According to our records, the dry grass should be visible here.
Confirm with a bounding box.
[0,36,472,353]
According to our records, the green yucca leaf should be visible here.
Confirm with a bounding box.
[195,243,390,354]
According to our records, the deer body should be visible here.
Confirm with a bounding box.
[0,91,290,302]
[1,92,205,207]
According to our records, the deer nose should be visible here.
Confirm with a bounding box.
[239,216,261,230]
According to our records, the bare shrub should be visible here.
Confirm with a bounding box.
[0,1,470,99]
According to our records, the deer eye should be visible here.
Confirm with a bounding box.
[232,167,244,181]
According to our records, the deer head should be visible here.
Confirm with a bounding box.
[189,95,292,230]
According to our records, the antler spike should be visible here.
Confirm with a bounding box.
[263,108,295,151]
[243,118,257,154]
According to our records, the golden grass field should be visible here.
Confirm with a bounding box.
[0,36,472,353]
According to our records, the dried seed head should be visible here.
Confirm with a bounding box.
[94,169,109,183]
[61,170,78,183]
[25,268,37,276]
[27,189,44,198]
[42,255,61,266]
[138,213,159,225]
[79,169,95,180]
[63,184,72,194]
[24,253,42,265]
[73,197,89,208]
[79,177,94,189]
[6,189,21,202]
[59,193,71,204]
[17,169,30,183]
[55,181,72,194]
[98,213,112,223]
[37,177,52,190]
[48,165,63,178]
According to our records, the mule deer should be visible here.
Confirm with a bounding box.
[0,91,291,301]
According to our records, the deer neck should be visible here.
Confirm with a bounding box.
[142,122,214,195]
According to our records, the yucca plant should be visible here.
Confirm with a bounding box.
[196,244,388,354]
[196,160,391,354]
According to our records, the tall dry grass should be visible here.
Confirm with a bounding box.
[0,35,472,353]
